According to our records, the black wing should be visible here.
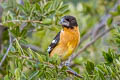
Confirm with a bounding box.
[47,32,60,54]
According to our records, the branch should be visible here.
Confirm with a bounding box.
[92,1,119,38]
[79,0,119,45]
[0,31,13,67]
[71,27,114,60]
[72,0,120,60]
[12,55,82,78]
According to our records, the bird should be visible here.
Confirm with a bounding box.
[47,15,80,61]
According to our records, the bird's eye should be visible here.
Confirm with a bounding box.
[66,19,70,21]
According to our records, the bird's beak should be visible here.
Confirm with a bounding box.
[59,18,69,26]
[59,18,64,25]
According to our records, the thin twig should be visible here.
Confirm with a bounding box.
[71,27,114,60]
[66,70,83,78]
[0,31,13,67]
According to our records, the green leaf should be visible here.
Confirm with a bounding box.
[29,71,39,80]
[117,5,120,13]
[49,54,61,65]
[11,27,20,37]
[24,0,31,9]
[98,69,105,80]
[15,68,21,80]
[9,61,15,74]
[45,10,56,16]
[56,1,63,9]
[27,48,35,59]
[35,3,42,13]
[20,29,27,37]
[18,4,25,12]
[59,4,68,11]
[115,59,120,67]
[85,61,95,74]
[16,39,23,55]
[35,52,44,62]
[42,18,52,25]
[110,11,119,16]
[97,65,108,74]
[107,17,113,26]
[19,39,28,45]
[49,26,59,31]
[62,9,70,14]
[103,51,113,63]
[4,75,9,80]
[44,1,52,11]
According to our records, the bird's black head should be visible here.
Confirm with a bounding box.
[59,15,78,28]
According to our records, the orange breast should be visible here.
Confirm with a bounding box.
[50,26,80,60]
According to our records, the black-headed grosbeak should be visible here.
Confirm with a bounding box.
[47,15,80,61]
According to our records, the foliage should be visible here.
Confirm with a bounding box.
[0,0,120,80]
[84,49,120,80]
[0,0,70,79]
